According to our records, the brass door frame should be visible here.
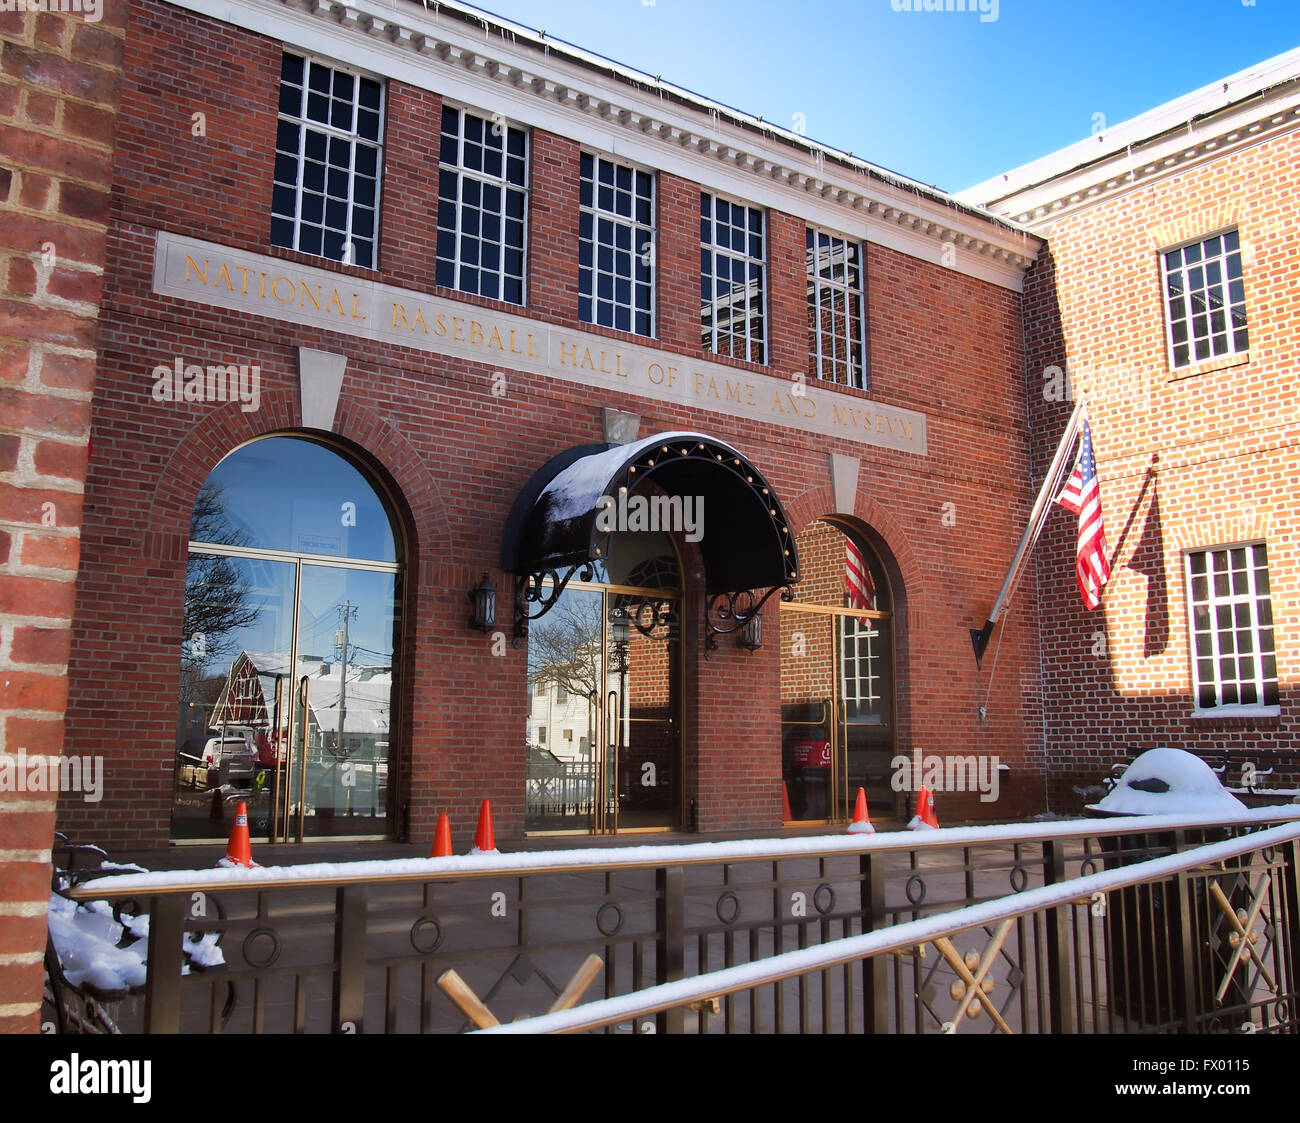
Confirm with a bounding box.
[528,577,681,835]
[780,602,894,824]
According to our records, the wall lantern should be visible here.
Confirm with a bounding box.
[609,606,631,673]
[467,572,497,632]
[737,613,763,653]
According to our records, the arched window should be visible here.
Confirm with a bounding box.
[779,518,895,823]
[173,436,403,843]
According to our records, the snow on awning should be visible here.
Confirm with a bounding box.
[501,432,799,596]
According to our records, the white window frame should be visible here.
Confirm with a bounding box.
[700,192,768,365]
[840,617,883,711]
[271,52,385,269]
[806,226,868,390]
[1184,541,1279,716]
[579,152,656,337]
[436,102,529,305]
[1161,229,1249,370]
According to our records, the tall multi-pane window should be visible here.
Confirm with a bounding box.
[807,227,867,389]
[1185,543,1278,712]
[1162,230,1249,369]
[700,194,766,363]
[271,54,383,269]
[579,154,654,336]
[437,106,527,304]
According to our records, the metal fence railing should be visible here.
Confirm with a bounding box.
[55,808,1300,1034]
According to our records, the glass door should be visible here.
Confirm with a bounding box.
[525,564,679,833]
[779,518,895,824]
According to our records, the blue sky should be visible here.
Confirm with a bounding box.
[468,0,1300,192]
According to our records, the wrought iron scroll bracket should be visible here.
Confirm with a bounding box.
[513,563,596,647]
[703,584,794,659]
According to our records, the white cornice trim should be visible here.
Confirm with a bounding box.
[158,0,1039,290]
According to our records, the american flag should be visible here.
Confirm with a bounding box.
[1056,417,1111,610]
[846,537,876,624]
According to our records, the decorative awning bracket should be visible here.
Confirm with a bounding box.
[513,563,595,647]
[704,585,794,659]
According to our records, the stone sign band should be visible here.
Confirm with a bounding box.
[152,232,928,456]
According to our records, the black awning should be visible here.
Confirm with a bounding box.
[502,431,799,595]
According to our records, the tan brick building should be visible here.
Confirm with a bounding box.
[961,46,1300,809]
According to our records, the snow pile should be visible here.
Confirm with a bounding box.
[48,854,228,994]
[846,819,875,835]
[184,932,225,968]
[906,815,936,831]
[46,895,148,995]
[1090,747,1246,817]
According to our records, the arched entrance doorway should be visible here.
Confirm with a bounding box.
[779,518,896,823]
[504,431,800,835]
[172,436,404,843]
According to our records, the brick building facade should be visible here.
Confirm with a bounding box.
[34,0,1044,854]
[961,47,1300,810]
[8,0,1290,862]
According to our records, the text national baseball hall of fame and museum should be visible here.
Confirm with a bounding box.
[153,232,928,455]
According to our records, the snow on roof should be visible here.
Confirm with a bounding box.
[538,432,716,521]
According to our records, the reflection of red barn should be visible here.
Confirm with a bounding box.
[211,652,270,727]
[209,652,392,764]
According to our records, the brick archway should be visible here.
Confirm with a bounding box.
[783,482,924,614]
[144,389,449,559]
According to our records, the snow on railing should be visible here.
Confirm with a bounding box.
[478,819,1300,1034]
[70,805,1300,899]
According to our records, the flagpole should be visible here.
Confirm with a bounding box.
[971,398,1086,665]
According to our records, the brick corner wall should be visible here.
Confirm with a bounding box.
[0,2,125,1032]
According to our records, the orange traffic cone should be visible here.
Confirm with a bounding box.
[430,813,452,858]
[846,787,874,834]
[470,799,498,854]
[907,786,937,831]
[923,788,939,829]
[781,782,793,822]
[218,800,258,867]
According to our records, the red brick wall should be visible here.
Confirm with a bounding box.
[62,1,1042,850]
[1023,129,1300,810]
[0,0,125,1031]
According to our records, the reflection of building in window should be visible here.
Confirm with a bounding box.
[208,651,392,759]
[1185,543,1277,712]
[806,227,866,389]
[700,193,766,363]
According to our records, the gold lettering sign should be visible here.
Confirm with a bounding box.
[157,233,927,455]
